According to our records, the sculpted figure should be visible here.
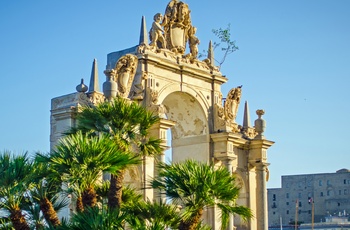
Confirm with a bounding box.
[177,2,190,26]
[164,0,179,23]
[149,13,167,49]
[163,0,192,54]
[114,54,138,97]
[188,26,199,57]
[224,86,242,122]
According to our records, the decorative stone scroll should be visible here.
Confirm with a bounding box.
[130,71,148,101]
[103,54,138,99]
[213,86,243,133]
[114,54,138,98]
[224,86,242,123]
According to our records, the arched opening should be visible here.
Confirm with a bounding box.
[162,91,209,163]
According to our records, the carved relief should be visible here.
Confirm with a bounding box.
[241,126,257,139]
[114,54,138,98]
[130,71,147,101]
[150,89,159,104]
[224,86,242,123]
[87,92,105,105]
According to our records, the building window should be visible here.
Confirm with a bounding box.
[298,182,302,188]
[273,212,276,215]
[286,183,289,188]
[320,192,324,197]
[344,179,347,184]
[272,202,277,208]
[308,210,311,214]
[344,189,348,195]
[327,180,331,185]
[273,194,276,201]
[298,193,302,199]
[319,180,323,186]
[286,193,289,198]
[339,190,342,195]
[299,201,302,207]
[327,190,330,196]
[286,202,289,205]
[338,202,341,207]
[287,210,289,214]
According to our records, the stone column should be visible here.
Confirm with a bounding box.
[149,118,176,202]
[222,157,236,230]
[255,162,269,230]
[211,132,246,229]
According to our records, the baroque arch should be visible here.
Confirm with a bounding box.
[162,91,210,163]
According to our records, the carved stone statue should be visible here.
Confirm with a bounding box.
[114,54,138,98]
[163,0,191,54]
[188,26,199,58]
[149,13,167,49]
[224,86,242,123]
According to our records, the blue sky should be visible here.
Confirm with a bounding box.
[1,0,349,188]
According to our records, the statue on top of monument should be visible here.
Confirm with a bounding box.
[188,26,200,58]
[149,13,167,49]
[163,0,191,54]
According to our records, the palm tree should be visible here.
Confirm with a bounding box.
[125,199,181,230]
[38,131,140,212]
[68,206,126,230]
[27,156,68,227]
[151,159,253,230]
[69,97,162,209]
[0,151,32,230]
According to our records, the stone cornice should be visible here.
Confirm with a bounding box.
[249,139,275,150]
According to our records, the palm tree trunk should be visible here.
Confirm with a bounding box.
[179,208,203,230]
[10,207,30,230]
[82,186,97,208]
[40,197,61,227]
[76,196,84,212]
[108,170,125,209]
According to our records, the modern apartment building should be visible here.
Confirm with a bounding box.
[268,169,350,227]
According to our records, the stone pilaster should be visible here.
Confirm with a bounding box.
[148,118,176,202]
[249,139,274,230]
[211,132,247,230]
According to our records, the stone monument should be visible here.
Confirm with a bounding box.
[50,1,274,229]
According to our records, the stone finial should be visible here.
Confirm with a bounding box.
[88,59,100,93]
[208,40,214,65]
[139,16,148,45]
[103,69,117,100]
[76,79,88,93]
[254,109,266,139]
[243,101,251,129]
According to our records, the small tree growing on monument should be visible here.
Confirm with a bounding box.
[200,23,239,68]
